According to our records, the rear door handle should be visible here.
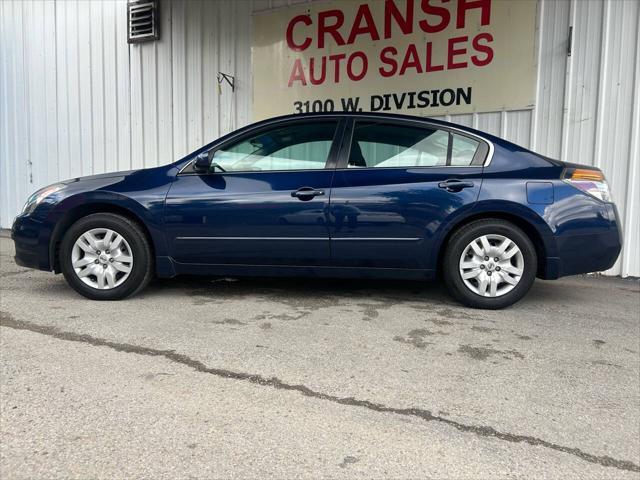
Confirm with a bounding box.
[291,187,325,200]
[438,179,475,192]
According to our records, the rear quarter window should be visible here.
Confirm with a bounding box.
[451,134,480,166]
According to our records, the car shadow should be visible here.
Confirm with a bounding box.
[35,271,576,311]
[145,274,455,306]
[140,275,584,312]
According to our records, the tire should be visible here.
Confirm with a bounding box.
[60,213,153,300]
[443,219,537,309]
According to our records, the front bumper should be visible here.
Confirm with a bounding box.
[11,214,51,272]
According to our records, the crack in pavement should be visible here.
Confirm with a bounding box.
[1,312,639,473]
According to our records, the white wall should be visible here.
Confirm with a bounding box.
[0,0,253,224]
[1,0,638,276]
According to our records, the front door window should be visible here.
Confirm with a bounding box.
[209,122,338,172]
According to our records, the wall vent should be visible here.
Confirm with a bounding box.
[127,0,158,44]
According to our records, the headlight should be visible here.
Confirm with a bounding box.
[21,184,65,215]
[562,167,612,203]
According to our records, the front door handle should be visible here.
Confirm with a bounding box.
[291,187,325,200]
[438,179,475,192]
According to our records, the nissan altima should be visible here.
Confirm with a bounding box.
[12,113,622,309]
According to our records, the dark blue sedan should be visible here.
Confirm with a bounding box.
[12,113,622,308]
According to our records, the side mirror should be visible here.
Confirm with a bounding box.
[193,150,213,173]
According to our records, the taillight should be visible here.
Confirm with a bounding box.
[562,167,612,203]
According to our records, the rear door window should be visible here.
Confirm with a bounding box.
[347,122,482,168]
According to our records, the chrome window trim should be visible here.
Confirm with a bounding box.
[178,162,483,175]
[177,164,330,175]
[343,116,495,169]
[177,114,496,174]
[333,165,483,171]
[483,136,495,167]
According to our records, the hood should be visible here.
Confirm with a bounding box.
[62,169,140,184]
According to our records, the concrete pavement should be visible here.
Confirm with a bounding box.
[1,236,639,479]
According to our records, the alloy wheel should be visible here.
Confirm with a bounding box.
[71,228,133,290]
[458,234,524,297]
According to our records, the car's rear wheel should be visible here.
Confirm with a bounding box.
[443,219,537,309]
[60,213,153,300]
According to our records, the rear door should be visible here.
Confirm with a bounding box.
[328,119,487,270]
[164,118,344,266]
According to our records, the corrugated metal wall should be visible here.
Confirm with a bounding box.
[1,0,638,276]
[0,0,254,224]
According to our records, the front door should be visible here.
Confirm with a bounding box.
[164,119,343,267]
[328,119,486,271]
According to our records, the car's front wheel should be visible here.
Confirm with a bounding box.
[60,213,153,300]
[443,219,537,309]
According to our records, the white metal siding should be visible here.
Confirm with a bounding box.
[1,0,638,276]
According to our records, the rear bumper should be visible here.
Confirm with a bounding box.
[542,203,622,279]
[11,214,51,272]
